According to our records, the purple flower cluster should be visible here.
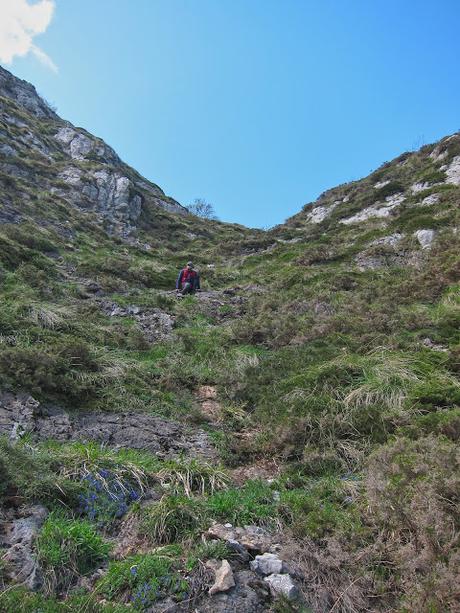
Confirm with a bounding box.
[131,582,159,609]
[128,569,189,610]
[78,469,140,525]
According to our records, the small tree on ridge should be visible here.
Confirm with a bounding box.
[188,198,218,220]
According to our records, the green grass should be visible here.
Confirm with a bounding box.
[1,103,459,612]
[99,549,188,609]
[0,587,127,612]
[37,513,111,594]
[205,480,277,526]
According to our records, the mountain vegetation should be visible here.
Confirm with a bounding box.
[0,65,459,612]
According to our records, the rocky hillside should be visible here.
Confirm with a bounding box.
[0,65,189,237]
[0,65,261,253]
[0,66,459,613]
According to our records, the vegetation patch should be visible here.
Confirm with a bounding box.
[99,549,188,609]
[37,513,111,594]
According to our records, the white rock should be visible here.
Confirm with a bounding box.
[209,560,235,595]
[340,201,399,225]
[411,182,431,194]
[306,205,329,224]
[55,126,76,145]
[250,553,283,576]
[55,127,93,160]
[374,179,390,189]
[385,193,406,206]
[429,146,448,162]
[445,156,460,185]
[339,192,405,225]
[306,200,340,224]
[369,233,404,247]
[264,573,299,600]
[414,229,435,249]
[58,166,82,186]
[420,194,440,206]
[70,133,92,159]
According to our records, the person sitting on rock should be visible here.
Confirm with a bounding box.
[176,261,200,295]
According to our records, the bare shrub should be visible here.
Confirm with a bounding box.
[188,198,218,220]
[366,436,460,611]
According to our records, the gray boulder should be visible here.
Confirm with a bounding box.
[250,552,283,576]
[1,505,48,590]
[264,573,299,601]
[414,228,435,249]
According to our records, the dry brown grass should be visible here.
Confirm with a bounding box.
[366,436,460,612]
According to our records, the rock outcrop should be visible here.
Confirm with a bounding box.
[1,504,48,590]
[0,65,187,236]
[0,393,216,460]
[0,68,57,120]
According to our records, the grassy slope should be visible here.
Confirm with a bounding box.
[0,94,459,611]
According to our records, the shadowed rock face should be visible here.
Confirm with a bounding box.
[0,393,216,461]
[0,504,48,590]
[0,65,187,236]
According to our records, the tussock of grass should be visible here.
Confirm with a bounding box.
[37,512,110,595]
[139,495,206,545]
[157,458,229,497]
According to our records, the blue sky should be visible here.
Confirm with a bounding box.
[4,0,460,228]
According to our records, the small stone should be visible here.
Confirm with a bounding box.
[414,229,435,249]
[264,573,299,600]
[226,539,250,562]
[238,525,272,553]
[250,553,283,576]
[209,560,235,595]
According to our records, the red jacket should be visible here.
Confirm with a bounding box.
[176,268,200,290]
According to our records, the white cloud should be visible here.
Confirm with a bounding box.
[0,0,57,71]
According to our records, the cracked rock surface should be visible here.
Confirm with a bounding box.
[0,393,216,461]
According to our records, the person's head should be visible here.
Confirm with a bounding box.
[186,261,193,269]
